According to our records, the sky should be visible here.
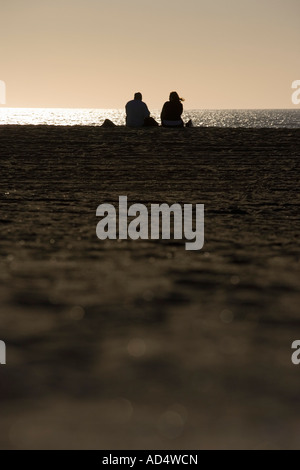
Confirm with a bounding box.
[1,0,300,109]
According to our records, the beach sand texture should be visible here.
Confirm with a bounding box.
[0,126,300,449]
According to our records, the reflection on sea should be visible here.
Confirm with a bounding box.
[0,108,300,128]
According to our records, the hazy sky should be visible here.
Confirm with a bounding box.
[1,0,299,109]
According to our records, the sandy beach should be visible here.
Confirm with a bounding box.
[0,125,300,449]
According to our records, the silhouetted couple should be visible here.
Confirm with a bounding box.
[125,91,185,128]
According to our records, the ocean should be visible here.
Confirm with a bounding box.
[0,108,300,128]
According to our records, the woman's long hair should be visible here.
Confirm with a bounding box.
[169,91,184,102]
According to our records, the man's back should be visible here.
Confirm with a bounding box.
[126,93,150,127]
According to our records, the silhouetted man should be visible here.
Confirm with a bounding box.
[125,92,150,127]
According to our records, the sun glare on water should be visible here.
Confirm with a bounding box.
[0,108,300,128]
[0,108,126,126]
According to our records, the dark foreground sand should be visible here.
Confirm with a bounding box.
[0,126,300,449]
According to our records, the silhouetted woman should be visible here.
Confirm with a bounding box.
[161,91,184,127]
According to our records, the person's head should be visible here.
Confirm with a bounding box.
[169,91,184,102]
[134,92,142,101]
